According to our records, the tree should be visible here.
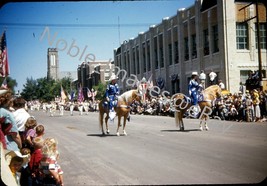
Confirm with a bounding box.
[20,76,73,102]
[93,82,107,100]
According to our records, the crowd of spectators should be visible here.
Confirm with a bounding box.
[26,88,267,123]
[0,89,64,186]
[129,89,267,122]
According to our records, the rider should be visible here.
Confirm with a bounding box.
[188,72,200,105]
[105,74,119,120]
[188,72,201,117]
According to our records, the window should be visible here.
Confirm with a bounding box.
[191,34,197,59]
[136,46,140,74]
[132,49,136,74]
[236,23,248,49]
[142,43,146,72]
[184,37,189,61]
[154,37,158,69]
[174,41,179,64]
[203,29,209,55]
[147,40,151,71]
[168,44,172,65]
[255,23,266,49]
[213,25,219,53]
[50,54,55,66]
[159,34,164,68]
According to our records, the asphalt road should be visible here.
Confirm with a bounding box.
[31,110,267,185]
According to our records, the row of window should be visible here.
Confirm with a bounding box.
[236,23,267,50]
[116,24,220,72]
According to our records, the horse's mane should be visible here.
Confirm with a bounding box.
[119,89,138,104]
[203,85,221,100]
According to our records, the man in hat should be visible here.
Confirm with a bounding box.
[105,74,120,120]
[188,72,200,106]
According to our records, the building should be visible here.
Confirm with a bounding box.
[114,0,267,94]
[76,60,115,97]
[47,48,59,80]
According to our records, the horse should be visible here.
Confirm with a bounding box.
[173,85,221,131]
[99,89,142,136]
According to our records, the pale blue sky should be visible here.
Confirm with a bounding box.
[0,0,195,92]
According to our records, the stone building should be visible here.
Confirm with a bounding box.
[47,48,59,80]
[114,0,267,94]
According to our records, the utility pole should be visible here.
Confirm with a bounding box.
[239,0,263,90]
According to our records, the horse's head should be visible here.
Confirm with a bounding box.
[203,85,222,100]
[132,89,143,103]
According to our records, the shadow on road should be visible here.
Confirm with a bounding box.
[87,133,118,137]
[161,129,200,133]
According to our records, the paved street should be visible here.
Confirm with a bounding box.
[30,110,267,185]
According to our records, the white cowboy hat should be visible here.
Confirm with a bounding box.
[5,150,30,167]
[109,74,118,81]
[192,72,198,76]
[1,144,18,186]
[0,89,9,95]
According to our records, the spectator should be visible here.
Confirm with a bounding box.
[252,89,261,122]
[0,88,22,151]
[29,137,44,185]
[35,124,45,139]
[12,97,31,140]
[24,117,37,152]
[5,150,30,185]
[218,80,225,90]
[209,69,217,85]
[199,70,206,89]
[40,137,64,186]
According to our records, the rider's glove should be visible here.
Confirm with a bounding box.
[106,97,110,102]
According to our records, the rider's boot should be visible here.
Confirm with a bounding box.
[109,107,116,121]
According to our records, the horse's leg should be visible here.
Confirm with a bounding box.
[116,115,121,136]
[179,111,184,131]
[99,110,105,135]
[122,114,127,136]
[105,113,110,134]
[199,120,203,131]
[204,116,209,130]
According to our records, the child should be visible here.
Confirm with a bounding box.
[29,137,44,186]
[24,117,37,151]
[40,137,64,186]
[35,124,45,138]
[6,150,30,186]
[20,148,31,186]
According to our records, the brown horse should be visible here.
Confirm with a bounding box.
[173,85,221,131]
[99,89,142,136]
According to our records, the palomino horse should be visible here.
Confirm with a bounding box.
[173,85,221,131]
[99,89,142,136]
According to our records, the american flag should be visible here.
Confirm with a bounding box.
[0,31,9,77]
[78,84,84,102]
[61,85,67,102]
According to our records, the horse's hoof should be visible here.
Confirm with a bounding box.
[180,127,184,131]
[102,132,105,136]
[199,126,203,131]
[106,130,110,134]
[205,126,209,131]
[116,132,120,136]
[123,130,127,136]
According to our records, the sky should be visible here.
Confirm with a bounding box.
[0,0,195,92]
